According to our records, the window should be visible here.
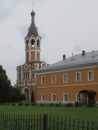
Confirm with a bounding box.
[24,72,29,79]
[34,63,37,70]
[88,71,94,81]
[76,93,80,102]
[52,94,56,102]
[63,94,68,102]
[31,39,35,47]
[76,72,81,82]
[18,73,21,80]
[26,52,29,60]
[51,75,56,84]
[32,72,36,79]
[41,94,46,102]
[63,74,68,82]
[37,39,40,47]
[41,76,46,84]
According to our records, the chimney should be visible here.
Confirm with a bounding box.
[82,50,86,56]
[63,54,66,60]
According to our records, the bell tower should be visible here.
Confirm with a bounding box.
[25,9,41,63]
[17,6,48,102]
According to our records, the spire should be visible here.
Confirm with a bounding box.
[26,5,39,38]
[31,3,35,21]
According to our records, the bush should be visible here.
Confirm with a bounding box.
[48,103,55,106]
[25,103,30,106]
[32,102,36,106]
[75,102,81,107]
[65,103,73,107]
[87,104,95,107]
[40,103,45,106]
[55,102,62,107]
[11,103,16,106]
[18,102,23,106]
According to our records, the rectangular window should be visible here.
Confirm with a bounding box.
[52,94,56,102]
[41,94,46,102]
[24,72,29,79]
[32,72,36,79]
[51,75,56,84]
[18,73,21,80]
[76,93,80,102]
[63,94,68,102]
[88,71,94,81]
[76,72,81,82]
[41,76,46,84]
[63,74,68,83]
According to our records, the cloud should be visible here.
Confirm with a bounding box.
[0,0,98,85]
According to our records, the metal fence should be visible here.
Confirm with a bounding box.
[0,112,98,130]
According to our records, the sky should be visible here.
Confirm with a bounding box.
[0,0,98,85]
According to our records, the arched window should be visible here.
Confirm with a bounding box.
[31,39,35,47]
[37,39,40,47]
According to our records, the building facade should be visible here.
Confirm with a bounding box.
[36,50,98,104]
[16,9,48,101]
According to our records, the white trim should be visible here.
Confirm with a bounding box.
[37,66,98,75]
[63,73,68,83]
[37,82,98,89]
[87,70,94,81]
[41,94,46,102]
[63,93,68,103]
[36,101,75,104]
[41,76,46,84]
[22,87,30,101]
[51,75,56,84]
[76,93,80,102]
[76,72,81,82]
[51,94,56,102]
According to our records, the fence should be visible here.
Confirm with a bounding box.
[0,112,98,130]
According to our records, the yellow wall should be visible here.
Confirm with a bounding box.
[36,66,98,103]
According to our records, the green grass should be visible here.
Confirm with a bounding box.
[0,104,98,122]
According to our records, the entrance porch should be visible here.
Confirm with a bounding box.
[79,90,96,105]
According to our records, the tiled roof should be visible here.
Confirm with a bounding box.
[27,21,38,37]
[37,50,98,73]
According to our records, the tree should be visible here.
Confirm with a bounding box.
[31,91,35,103]
[0,65,12,103]
[10,87,26,102]
[0,65,25,103]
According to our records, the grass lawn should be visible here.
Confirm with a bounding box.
[0,104,98,122]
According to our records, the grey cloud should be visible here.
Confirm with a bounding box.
[0,0,19,22]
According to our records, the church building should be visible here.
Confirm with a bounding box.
[16,9,48,101]
[17,7,98,104]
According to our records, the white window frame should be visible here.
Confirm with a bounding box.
[41,76,46,84]
[32,72,36,79]
[41,94,46,102]
[52,94,56,102]
[88,70,94,81]
[76,93,80,102]
[63,94,68,102]
[76,72,81,82]
[63,73,68,83]
[51,75,56,84]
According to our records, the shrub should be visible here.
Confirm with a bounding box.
[18,102,23,106]
[11,103,16,106]
[75,102,81,107]
[87,104,95,107]
[55,102,62,107]
[25,103,30,106]
[40,103,45,106]
[32,102,36,106]
[48,103,55,106]
[65,103,73,107]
